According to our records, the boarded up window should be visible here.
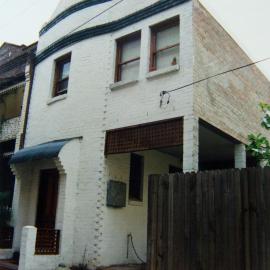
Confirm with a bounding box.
[105,118,183,155]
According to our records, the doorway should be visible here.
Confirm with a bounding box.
[35,169,59,229]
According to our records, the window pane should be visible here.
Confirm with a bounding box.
[60,62,70,80]
[156,46,179,70]
[56,78,68,95]
[121,60,140,81]
[156,24,179,51]
[121,38,140,62]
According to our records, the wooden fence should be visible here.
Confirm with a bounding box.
[147,167,270,270]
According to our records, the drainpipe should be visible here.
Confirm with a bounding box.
[16,53,35,150]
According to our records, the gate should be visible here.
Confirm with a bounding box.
[147,167,270,270]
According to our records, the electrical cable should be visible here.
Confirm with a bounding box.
[68,0,125,35]
[127,233,146,264]
[0,0,41,30]
[36,0,126,56]
[160,56,270,106]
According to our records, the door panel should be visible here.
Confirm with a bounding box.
[36,169,59,229]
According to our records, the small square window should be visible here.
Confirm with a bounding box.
[129,153,144,201]
[150,17,180,71]
[53,53,71,97]
[115,32,141,82]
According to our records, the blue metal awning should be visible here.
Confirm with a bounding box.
[10,139,71,165]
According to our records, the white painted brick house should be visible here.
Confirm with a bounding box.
[7,0,270,269]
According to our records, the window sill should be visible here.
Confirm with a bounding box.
[110,79,138,91]
[47,94,67,105]
[128,200,143,206]
[146,64,180,79]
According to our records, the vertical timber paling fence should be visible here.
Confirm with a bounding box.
[147,167,270,270]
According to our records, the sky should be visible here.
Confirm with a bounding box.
[0,0,270,77]
[0,0,58,45]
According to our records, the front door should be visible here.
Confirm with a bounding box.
[35,169,59,229]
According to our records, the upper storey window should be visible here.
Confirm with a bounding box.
[53,53,71,97]
[150,17,180,71]
[115,32,141,82]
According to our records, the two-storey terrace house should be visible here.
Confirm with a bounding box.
[8,0,270,269]
[0,42,36,261]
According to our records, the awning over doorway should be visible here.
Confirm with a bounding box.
[105,117,183,155]
[10,139,71,164]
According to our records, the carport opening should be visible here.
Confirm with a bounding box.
[199,121,256,170]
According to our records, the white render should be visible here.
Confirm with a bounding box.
[12,139,81,269]
[12,0,269,269]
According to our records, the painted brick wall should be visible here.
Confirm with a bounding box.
[20,0,270,268]
[38,0,158,52]
[101,150,181,266]
[23,1,193,267]
[13,140,81,270]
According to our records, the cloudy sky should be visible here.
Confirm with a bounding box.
[0,0,58,45]
[0,0,270,77]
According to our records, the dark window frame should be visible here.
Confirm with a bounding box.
[53,53,71,97]
[115,31,141,82]
[149,16,180,71]
[129,153,144,202]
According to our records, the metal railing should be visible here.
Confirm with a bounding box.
[35,229,60,255]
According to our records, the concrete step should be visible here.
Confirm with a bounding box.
[0,260,18,270]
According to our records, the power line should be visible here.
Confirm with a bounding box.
[0,0,40,30]
[37,0,125,56]
[68,0,125,35]
[160,56,270,106]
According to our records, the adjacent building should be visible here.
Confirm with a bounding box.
[0,42,36,260]
[5,0,270,269]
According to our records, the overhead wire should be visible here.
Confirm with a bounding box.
[0,0,41,30]
[68,0,125,35]
[160,56,270,107]
[36,0,126,55]
[2,0,267,105]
